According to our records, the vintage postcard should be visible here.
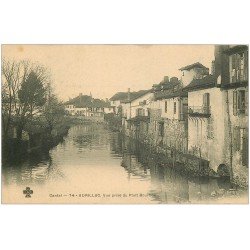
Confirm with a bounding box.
[1,44,249,204]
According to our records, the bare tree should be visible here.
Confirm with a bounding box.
[2,59,51,143]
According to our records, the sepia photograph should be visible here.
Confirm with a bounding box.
[1,44,249,204]
[1,1,250,250]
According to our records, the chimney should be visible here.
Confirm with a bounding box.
[211,60,215,75]
[127,88,131,101]
[164,76,169,82]
[214,45,230,84]
[170,77,178,83]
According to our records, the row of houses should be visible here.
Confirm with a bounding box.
[64,93,114,121]
[110,45,248,186]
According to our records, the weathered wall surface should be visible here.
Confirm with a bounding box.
[188,88,226,172]
[223,88,248,187]
[163,119,188,153]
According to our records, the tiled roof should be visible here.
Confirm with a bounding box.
[182,75,216,92]
[179,62,208,71]
[154,88,188,100]
[223,45,248,55]
[110,92,129,101]
[153,81,180,92]
[119,89,151,103]
[130,89,151,101]
[64,95,111,108]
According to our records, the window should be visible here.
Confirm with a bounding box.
[147,108,151,118]
[207,118,214,139]
[234,126,242,151]
[233,127,248,167]
[230,52,248,83]
[182,71,185,76]
[203,93,210,107]
[233,90,246,115]
[136,108,145,116]
[174,102,176,114]
[241,128,248,167]
[158,122,164,137]
[165,101,168,113]
[203,93,210,114]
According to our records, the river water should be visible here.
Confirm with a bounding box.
[2,124,248,204]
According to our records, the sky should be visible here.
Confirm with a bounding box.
[2,45,215,101]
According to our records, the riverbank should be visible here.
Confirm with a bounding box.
[2,116,84,163]
[2,115,115,164]
[2,122,248,204]
[120,128,248,190]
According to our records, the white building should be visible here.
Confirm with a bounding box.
[64,93,114,119]
[183,74,226,172]
[179,62,209,87]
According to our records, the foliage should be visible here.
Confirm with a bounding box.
[2,59,51,142]
[43,94,66,134]
[18,71,47,110]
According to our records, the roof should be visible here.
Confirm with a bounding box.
[120,89,151,103]
[153,81,180,92]
[155,88,188,100]
[64,95,111,108]
[182,75,216,92]
[110,92,129,101]
[153,78,187,100]
[179,62,208,71]
[130,89,151,102]
[223,45,248,55]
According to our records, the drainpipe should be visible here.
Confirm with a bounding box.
[225,90,234,182]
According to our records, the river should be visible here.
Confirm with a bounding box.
[2,123,248,204]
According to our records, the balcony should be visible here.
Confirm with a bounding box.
[188,106,211,118]
[230,69,248,84]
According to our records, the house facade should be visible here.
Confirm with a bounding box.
[218,45,248,185]
[149,76,188,153]
[116,45,248,185]
[121,90,153,140]
[65,93,114,121]
[179,62,209,87]
[183,74,226,172]
[110,92,129,115]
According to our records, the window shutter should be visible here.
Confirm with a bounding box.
[233,91,237,116]
[233,127,240,151]
[245,89,248,116]
[242,129,248,166]
[165,101,167,113]
[244,51,248,80]
[203,93,210,107]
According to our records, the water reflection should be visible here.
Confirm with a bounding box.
[109,131,240,204]
[2,123,246,204]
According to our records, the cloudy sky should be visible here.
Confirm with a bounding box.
[2,45,215,101]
